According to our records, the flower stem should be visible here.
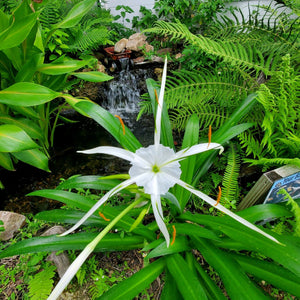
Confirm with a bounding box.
[48,197,143,300]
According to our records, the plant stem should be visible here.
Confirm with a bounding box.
[48,196,143,300]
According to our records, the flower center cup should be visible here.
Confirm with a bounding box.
[129,144,182,195]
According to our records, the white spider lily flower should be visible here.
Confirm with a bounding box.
[60,57,278,246]
[48,57,279,300]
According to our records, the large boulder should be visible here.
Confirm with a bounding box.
[0,211,26,241]
[126,33,148,52]
[114,38,128,53]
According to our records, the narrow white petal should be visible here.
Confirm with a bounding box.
[151,194,170,247]
[48,243,94,300]
[61,177,139,236]
[171,143,224,162]
[166,174,280,244]
[78,146,136,162]
[154,57,167,145]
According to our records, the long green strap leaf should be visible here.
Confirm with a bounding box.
[227,252,300,297]
[28,189,155,240]
[192,237,269,300]
[166,253,208,300]
[180,212,300,277]
[98,258,165,300]
[63,96,141,152]
[0,233,144,259]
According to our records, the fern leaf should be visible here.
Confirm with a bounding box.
[220,144,240,208]
[28,264,56,300]
[145,20,277,75]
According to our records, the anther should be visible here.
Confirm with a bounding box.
[214,186,222,206]
[114,115,125,135]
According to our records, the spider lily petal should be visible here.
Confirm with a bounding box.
[169,175,280,244]
[152,193,170,246]
[154,57,167,146]
[61,176,143,236]
[78,146,136,162]
[164,143,224,165]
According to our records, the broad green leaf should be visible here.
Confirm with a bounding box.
[12,149,50,172]
[15,53,43,82]
[0,10,9,32]
[0,233,144,259]
[166,253,207,300]
[228,252,300,297]
[147,236,190,259]
[98,258,165,300]
[72,71,113,82]
[0,13,38,50]
[0,83,60,106]
[8,105,39,119]
[0,115,44,142]
[0,124,39,152]
[54,0,97,29]
[37,60,87,75]
[0,152,14,170]
[63,96,141,152]
[192,237,269,300]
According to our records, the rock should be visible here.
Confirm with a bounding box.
[41,226,71,278]
[175,52,183,59]
[133,56,145,64]
[151,56,164,63]
[114,38,128,53]
[96,61,106,73]
[0,211,26,241]
[144,42,154,53]
[157,48,172,55]
[126,33,148,52]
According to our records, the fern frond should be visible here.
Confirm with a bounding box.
[69,27,112,52]
[165,68,255,110]
[245,157,300,168]
[169,102,227,131]
[279,189,300,237]
[28,264,56,300]
[145,20,276,75]
[238,131,265,158]
[220,144,240,209]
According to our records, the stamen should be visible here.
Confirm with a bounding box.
[154,89,161,108]
[99,211,110,221]
[171,225,176,246]
[114,115,125,135]
[214,186,222,206]
[207,125,212,148]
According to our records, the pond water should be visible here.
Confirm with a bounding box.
[0,58,158,213]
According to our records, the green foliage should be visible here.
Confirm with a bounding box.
[279,189,300,236]
[28,264,56,300]
[220,144,240,210]
[0,0,114,185]
[241,54,300,168]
